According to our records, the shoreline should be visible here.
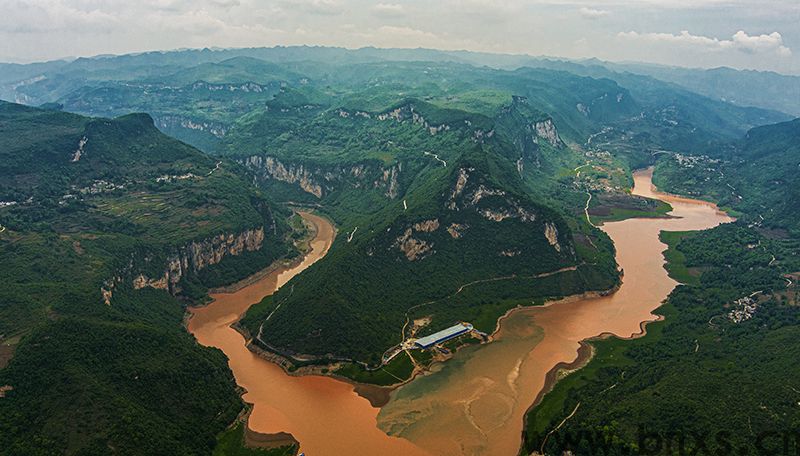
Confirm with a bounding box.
[237,263,625,406]
[520,312,667,434]
[240,277,625,407]
[488,280,622,343]
[186,210,332,452]
[514,167,731,452]
[516,312,668,451]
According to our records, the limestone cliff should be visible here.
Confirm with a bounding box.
[243,155,402,199]
[101,227,265,304]
[534,119,563,148]
[156,116,228,138]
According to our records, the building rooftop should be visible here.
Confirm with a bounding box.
[415,322,473,348]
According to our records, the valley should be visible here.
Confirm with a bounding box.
[183,170,731,456]
[0,44,797,456]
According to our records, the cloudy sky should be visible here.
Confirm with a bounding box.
[1,0,798,74]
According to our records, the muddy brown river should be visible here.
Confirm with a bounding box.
[188,169,732,456]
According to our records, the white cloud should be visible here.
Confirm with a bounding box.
[731,31,792,56]
[372,3,404,17]
[281,0,343,16]
[618,30,792,56]
[579,7,609,19]
[0,0,797,74]
[374,25,440,44]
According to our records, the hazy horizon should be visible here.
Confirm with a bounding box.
[1,1,798,75]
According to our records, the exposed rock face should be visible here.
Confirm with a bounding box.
[447,167,537,223]
[395,228,433,261]
[534,119,562,148]
[71,136,87,162]
[447,167,472,209]
[156,116,228,138]
[101,285,115,306]
[243,155,401,199]
[133,274,168,290]
[479,207,536,223]
[191,81,267,93]
[101,227,266,303]
[383,166,400,199]
[394,219,440,261]
[470,185,506,205]
[246,156,323,197]
[372,104,495,142]
[413,219,439,232]
[447,223,468,239]
[544,222,561,252]
[0,385,13,398]
[156,228,265,292]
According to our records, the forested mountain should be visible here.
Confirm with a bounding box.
[655,118,800,235]
[220,89,621,365]
[596,63,800,117]
[0,101,296,455]
[1,46,797,455]
[1,47,789,156]
[2,46,790,368]
[242,128,614,364]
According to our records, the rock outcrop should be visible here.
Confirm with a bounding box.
[244,155,402,199]
[447,223,468,239]
[156,116,228,138]
[534,119,563,148]
[71,136,88,162]
[101,227,266,303]
[245,156,323,197]
[544,222,561,252]
[394,219,440,261]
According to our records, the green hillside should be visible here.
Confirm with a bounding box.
[2,47,796,453]
[0,101,295,455]
[233,92,619,366]
[654,118,800,234]
[7,48,788,158]
[522,224,800,455]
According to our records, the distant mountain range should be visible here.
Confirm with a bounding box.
[3,46,798,116]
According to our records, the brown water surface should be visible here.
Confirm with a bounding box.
[375,168,734,455]
[188,170,732,456]
[188,212,430,456]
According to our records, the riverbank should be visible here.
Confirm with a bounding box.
[189,168,733,456]
[188,211,432,456]
[376,167,734,456]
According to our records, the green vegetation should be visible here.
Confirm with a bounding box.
[213,423,297,456]
[655,118,800,236]
[522,223,800,455]
[590,197,672,224]
[659,231,700,286]
[2,46,796,452]
[207,77,624,369]
[0,102,295,455]
[334,351,417,386]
